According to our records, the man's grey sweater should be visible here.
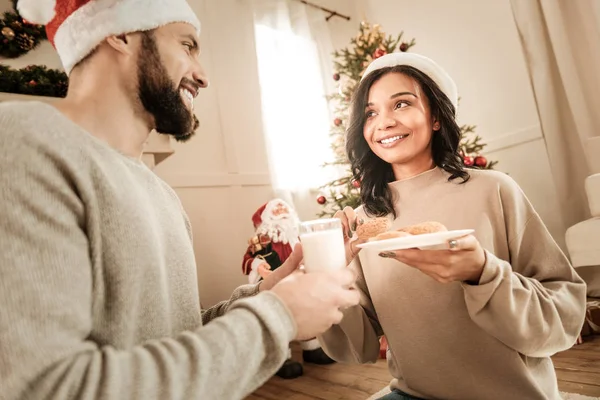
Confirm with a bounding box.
[0,101,295,400]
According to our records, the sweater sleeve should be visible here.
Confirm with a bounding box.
[317,256,383,364]
[0,132,295,400]
[462,176,587,358]
[201,283,261,324]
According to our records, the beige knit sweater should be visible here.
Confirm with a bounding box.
[319,167,586,400]
[0,101,295,400]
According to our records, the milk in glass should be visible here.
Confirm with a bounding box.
[299,219,346,272]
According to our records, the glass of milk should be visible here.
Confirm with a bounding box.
[299,218,347,273]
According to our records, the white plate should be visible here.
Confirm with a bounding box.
[356,229,475,251]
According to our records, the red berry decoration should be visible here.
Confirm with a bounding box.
[463,156,474,167]
[334,118,342,126]
[317,195,326,205]
[352,179,361,188]
[28,80,37,86]
[373,48,386,59]
[333,73,340,81]
[399,43,409,52]
[474,156,487,167]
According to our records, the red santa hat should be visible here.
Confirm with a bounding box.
[16,0,201,75]
[251,203,267,229]
[361,52,458,110]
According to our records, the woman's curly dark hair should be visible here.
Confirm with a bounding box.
[346,65,469,219]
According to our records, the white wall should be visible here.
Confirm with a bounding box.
[357,0,565,249]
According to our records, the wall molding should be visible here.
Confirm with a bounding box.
[162,172,271,188]
[484,124,543,153]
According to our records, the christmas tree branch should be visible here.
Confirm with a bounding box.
[0,65,68,97]
[1,0,47,58]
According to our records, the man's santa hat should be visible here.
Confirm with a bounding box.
[16,0,201,75]
[251,199,300,245]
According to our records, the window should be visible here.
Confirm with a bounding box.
[253,23,335,192]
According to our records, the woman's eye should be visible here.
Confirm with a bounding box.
[395,101,409,109]
[365,110,375,118]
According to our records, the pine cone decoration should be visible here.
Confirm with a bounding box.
[16,33,35,51]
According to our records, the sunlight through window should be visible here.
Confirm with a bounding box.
[254,23,334,192]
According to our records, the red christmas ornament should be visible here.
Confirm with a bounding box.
[463,156,474,167]
[28,80,37,86]
[333,73,340,81]
[399,43,409,52]
[334,118,342,127]
[373,48,386,59]
[352,179,361,188]
[316,195,326,205]
[474,156,487,167]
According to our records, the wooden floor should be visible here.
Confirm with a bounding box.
[246,336,600,400]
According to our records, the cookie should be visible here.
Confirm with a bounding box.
[356,217,391,241]
[368,230,412,242]
[399,221,448,235]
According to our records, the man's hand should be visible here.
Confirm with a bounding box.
[271,267,360,341]
[259,243,303,291]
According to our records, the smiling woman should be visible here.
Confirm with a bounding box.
[319,52,587,400]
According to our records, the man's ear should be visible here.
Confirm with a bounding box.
[105,34,135,56]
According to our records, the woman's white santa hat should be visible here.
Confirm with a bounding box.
[361,52,459,110]
[16,0,201,75]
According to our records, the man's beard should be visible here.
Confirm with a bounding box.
[136,32,199,142]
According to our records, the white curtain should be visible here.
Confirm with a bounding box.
[249,0,338,220]
[510,0,600,230]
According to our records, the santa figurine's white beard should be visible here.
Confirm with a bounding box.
[257,215,300,246]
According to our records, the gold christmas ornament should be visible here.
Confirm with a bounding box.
[2,27,15,40]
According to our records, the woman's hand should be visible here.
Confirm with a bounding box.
[257,263,272,279]
[260,244,303,291]
[378,234,487,284]
[334,206,365,265]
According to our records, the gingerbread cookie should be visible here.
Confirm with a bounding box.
[368,230,412,242]
[356,217,391,241]
[399,221,448,235]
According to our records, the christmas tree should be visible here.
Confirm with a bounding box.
[316,22,498,218]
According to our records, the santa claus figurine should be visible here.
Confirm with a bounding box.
[242,199,335,379]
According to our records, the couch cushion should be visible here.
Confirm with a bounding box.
[586,173,600,217]
[566,218,600,268]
